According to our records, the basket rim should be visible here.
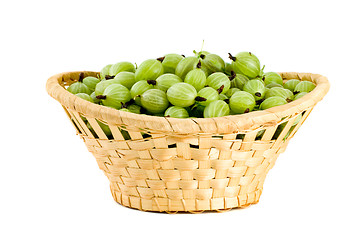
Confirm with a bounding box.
[46,71,329,134]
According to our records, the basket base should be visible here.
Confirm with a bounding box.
[110,187,262,213]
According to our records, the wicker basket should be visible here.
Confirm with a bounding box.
[46,71,329,213]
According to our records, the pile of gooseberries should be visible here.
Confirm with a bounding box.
[67,51,316,118]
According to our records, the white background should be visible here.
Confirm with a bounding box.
[1,0,358,239]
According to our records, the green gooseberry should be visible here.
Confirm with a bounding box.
[67,73,92,95]
[94,79,115,96]
[218,93,228,101]
[232,51,260,63]
[225,88,240,98]
[126,104,142,114]
[109,62,135,76]
[167,82,197,107]
[155,73,182,92]
[230,72,249,90]
[224,62,233,75]
[83,76,100,92]
[141,89,169,114]
[113,71,136,89]
[196,87,219,106]
[206,72,231,94]
[160,54,184,74]
[266,82,284,88]
[97,84,131,109]
[265,87,294,101]
[184,65,207,91]
[294,92,308,100]
[135,59,164,81]
[262,72,283,85]
[193,50,211,57]
[175,56,199,80]
[229,52,261,79]
[283,79,300,92]
[204,100,230,118]
[243,79,266,101]
[229,91,256,114]
[199,53,225,74]
[90,92,101,104]
[294,81,316,94]
[100,64,112,80]
[164,106,189,118]
[130,80,155,105]
[75,93,94,103]
[259,96,288,110]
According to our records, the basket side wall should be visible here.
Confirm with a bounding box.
[62,105,314,212]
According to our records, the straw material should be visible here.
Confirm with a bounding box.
[46,71,329,212]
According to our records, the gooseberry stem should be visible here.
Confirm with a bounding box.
[200,40,205,52]
[78,72,85,82]
[228,53,236,61]
[217,85,224,94]
[229,71,236,80]
[156,56,165,63]
[147,80,157,86]
[96,95,107,99]
[195,96,207,102]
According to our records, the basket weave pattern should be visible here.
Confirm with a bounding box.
[46,71,329,212]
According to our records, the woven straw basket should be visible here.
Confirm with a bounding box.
[46,71,329,213]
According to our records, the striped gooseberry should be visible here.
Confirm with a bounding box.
[229,91,256,114]
[167,82,197,107]
[262,72,283,85]
[283,79,300,92]
[294,81,316,94]
[164,106,189,118]
[96,84,131,109]
[130,80,155,105]
[135,59,164,81]
[67,73,92,95]
[243,79,266,101]
[265,87,294,102]
[175,56,199,80]
[206,72,231,94]
[259,96,287,110]
[141,89,169,114]
[155,73,182,92]
[196,87,219,106]
[160,54,184,74]
[109,62,135,76]
[113,71,136,89]
[229,52,261,79]
[203,100,230,118]
[184,62,207,91]
[75,93,94,103]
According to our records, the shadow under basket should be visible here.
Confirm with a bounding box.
[46,71,329,213]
